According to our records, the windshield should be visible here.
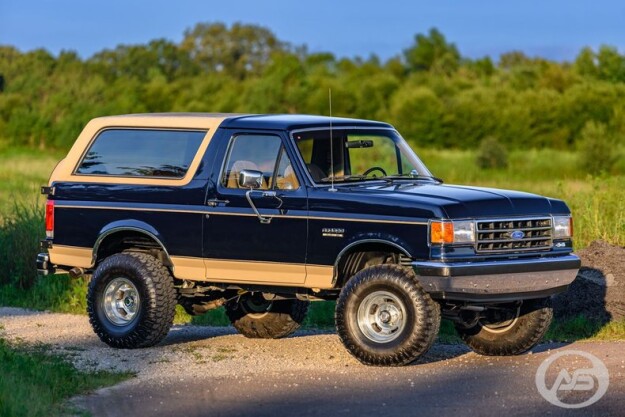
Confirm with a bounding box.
[292,129,433,184]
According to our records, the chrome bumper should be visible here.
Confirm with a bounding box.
[412,254,581,302]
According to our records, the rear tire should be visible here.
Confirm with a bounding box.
[335,265,441,366]
[225,293,309,339]
[87,252,177,349]
[455,297,553,356]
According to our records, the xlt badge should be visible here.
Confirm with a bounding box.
[322,228,345,238]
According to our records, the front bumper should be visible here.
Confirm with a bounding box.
[412,254,581,302]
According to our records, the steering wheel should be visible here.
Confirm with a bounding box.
[363,166,387,177]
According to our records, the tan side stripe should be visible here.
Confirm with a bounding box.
[55,204,427,225]
[48,245,93,268]
[171,257,334,289]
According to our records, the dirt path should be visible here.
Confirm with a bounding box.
[1,307,624,417]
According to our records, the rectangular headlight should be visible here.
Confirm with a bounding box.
[430,220,475,244]
[452,220,475,244]
[553,216,573,239]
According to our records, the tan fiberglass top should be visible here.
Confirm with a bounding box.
[48,113,236,186]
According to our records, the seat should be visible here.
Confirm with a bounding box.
[276,165,299,190]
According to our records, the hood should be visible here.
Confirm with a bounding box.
[346,182,569,219]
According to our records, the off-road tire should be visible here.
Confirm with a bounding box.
[225,294,309,339]
[335,264,441,366]
[87,252,177,348]
[455,297,553,356]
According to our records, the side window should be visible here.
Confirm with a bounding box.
[221,135,299,190]
[75,129,206,178]
[275,147,300,190]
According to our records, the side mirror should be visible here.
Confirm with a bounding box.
[239,169,263,189]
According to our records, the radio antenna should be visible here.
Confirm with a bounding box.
[328,88,337,192]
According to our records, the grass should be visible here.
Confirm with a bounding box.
[0,148,61,216]
[0,338,131,417]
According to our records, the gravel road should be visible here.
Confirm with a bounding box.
[1,307,624,417]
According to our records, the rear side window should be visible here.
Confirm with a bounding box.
[75,129,206,178]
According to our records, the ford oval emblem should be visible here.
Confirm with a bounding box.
[510,230,525,240]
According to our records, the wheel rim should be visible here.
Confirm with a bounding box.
[241,294,273,319]
[480,306,520,334]
[102,277,141,326]
[357,291,407,343]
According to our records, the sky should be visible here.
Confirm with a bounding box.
[1,0,624,62]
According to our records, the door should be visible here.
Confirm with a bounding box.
[203,132,308,284]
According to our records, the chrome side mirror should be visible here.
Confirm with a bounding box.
[239,169,263,189]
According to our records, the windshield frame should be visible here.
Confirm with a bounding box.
[288,126,434,187]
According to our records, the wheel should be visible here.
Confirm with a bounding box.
[87,252,177,348]
[335,264,441,366]
[225,293,309,339]
[455,297,553,356]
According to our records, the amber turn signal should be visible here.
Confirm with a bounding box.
[430,221,454,244]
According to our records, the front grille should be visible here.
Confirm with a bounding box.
[476,217,552,254]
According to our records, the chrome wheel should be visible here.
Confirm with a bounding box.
[102,277,140,326]
[240,294,273,319]
[480,306,521,334]
[357,291,407,343]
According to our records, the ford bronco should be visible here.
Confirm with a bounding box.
[37,113,580,366]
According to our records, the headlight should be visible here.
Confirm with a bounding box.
[430,220,475,244]
[553,216,573,239]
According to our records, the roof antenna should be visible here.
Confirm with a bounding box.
[328,88,337,192]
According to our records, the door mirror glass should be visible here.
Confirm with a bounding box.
[239,169,263,189]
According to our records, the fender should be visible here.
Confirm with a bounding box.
[92,220,171,265]
[333,236,413,285]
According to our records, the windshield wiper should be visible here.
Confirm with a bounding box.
[380,174,444,183]
[319,174,371,183]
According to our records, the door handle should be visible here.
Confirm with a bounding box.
[206,198,229,207]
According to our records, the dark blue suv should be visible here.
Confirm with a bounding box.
[37,113,580,366]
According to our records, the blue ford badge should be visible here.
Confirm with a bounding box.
[510,230,525,240]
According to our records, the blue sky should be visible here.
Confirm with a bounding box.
[1,0,624,61]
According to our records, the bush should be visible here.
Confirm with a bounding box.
[0,204,43,289]
[476,136,508,169]
[577,121,620,175]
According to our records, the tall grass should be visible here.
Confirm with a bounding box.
[0,204,43,289]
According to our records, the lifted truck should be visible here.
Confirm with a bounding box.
[37,113,580,366]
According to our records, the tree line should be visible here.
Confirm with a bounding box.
[1,22,625,151]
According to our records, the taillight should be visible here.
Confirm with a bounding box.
[45,200,54,239]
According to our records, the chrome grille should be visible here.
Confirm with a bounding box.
[476,217,552,254]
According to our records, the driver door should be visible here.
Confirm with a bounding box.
[202,132,308,285]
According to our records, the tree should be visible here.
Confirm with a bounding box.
[403,28,460,75]
[180,22,287,78]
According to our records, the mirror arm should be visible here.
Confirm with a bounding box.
[246,190,273,224]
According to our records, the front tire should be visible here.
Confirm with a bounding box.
[87,252,177,349]
[225,293,309,339]
[455,297,553,356]
[335,265,441,366]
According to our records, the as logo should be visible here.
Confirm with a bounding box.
[535,350,609,409]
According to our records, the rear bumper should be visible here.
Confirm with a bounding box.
[36,253,56,276]
[412,254,581,302]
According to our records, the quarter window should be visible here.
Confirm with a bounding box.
[222,134,299,190]
[76,129,206,178]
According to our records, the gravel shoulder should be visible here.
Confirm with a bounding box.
[1,307,624,417]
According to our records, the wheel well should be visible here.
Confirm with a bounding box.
[334,242,410,287]
[94,231,172,268]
